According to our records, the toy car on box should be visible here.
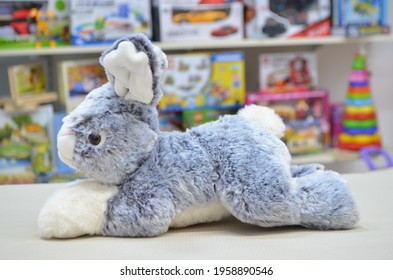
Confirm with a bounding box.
[246,90,330,155]
[331,0,390,37]
[70,0,151,45]
[246,0,331,39]
[159,51,245,111]
[156,0,243,42]
[259,51,318,93]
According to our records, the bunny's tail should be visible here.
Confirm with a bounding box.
[238,105,286,138]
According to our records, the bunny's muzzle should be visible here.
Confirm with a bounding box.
[57,125,77,170]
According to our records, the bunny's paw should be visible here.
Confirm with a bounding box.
[38,180,118,239]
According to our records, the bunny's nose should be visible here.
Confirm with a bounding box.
[57,125,76,169]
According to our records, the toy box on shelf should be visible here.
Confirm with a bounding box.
[0,105,56,184]
[155,0,243,42]
[158,111,184,132]
[182,107,238,129]
[158,108,238,132]
[70,0,152,46]
[159,51,245,112]
[330,103,344,148]
[245,0,330,39]
[58,58,108,112]
[5,61,57,111]
[259,51,318,93]
[246,90,330,155]
[332,0,390,37]
[0,0,70,49]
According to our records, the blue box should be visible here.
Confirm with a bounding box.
[70,0,151,46]
[332,0,390,37]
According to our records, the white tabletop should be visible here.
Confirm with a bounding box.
[1,168,393,260]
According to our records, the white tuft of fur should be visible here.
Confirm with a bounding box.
[170,202,231,228]
[38,179,118,239]
[238,105,286,138]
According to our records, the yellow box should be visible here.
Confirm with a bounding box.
[160,52,245,111]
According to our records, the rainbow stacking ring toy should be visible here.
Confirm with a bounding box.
[338,53,382,150]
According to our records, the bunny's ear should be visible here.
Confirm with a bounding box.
[100,34,168,106]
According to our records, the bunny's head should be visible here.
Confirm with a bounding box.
[57,34,168,184]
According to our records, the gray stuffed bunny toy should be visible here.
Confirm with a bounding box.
[38,34,359,238]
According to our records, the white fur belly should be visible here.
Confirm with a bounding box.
[170,202,231,228]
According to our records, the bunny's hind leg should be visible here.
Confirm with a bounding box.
[294,169,359,230]
[218,167,359,230]
[217,162,302,228]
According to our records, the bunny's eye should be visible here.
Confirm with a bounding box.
[88,132,107,147]
[88,134,101,146]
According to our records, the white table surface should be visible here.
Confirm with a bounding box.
[1,168,392,260]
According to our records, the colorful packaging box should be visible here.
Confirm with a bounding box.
[259,51,318,93]
[158,111,183,132]
[0,105,56,184]
[246,0,331,39]
[330,103,344,148]
[331,0,390,37]
[70,0,152,45]
[156,0,244,42]
[246,90,330,155]
[58,58,108,112]
[160,51,245,111]
[0,0,71,49]
[182,107,237,129]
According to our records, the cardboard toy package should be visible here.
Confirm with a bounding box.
[245,0,331,39]
[159,51,245,111]
[0,105,56,184]
[0,0,71,49]
[331,0,390,37]
[246,90,330,155]
[156,0,244,42]
[70,0,152,45]
[259,51,318,93]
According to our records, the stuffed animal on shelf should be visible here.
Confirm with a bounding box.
[38,34,359,238]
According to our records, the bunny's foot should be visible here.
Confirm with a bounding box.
[38,180,118,239]
[295,170,359,230]
[291,163,325,177]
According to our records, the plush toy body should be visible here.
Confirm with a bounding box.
[38,34,359,238]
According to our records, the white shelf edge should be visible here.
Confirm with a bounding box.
[0,45,108,57]
[291,148,361,165]
[1,35,393,57]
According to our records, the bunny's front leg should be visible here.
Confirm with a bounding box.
[38,180,118,239]
[103,183,177,237]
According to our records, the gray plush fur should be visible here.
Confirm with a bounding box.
[56,34,359,237]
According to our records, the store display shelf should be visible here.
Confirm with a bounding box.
[1,34,393,57]
[292,146,393,170]
[292,148,360,165]
[160,34,393,51]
